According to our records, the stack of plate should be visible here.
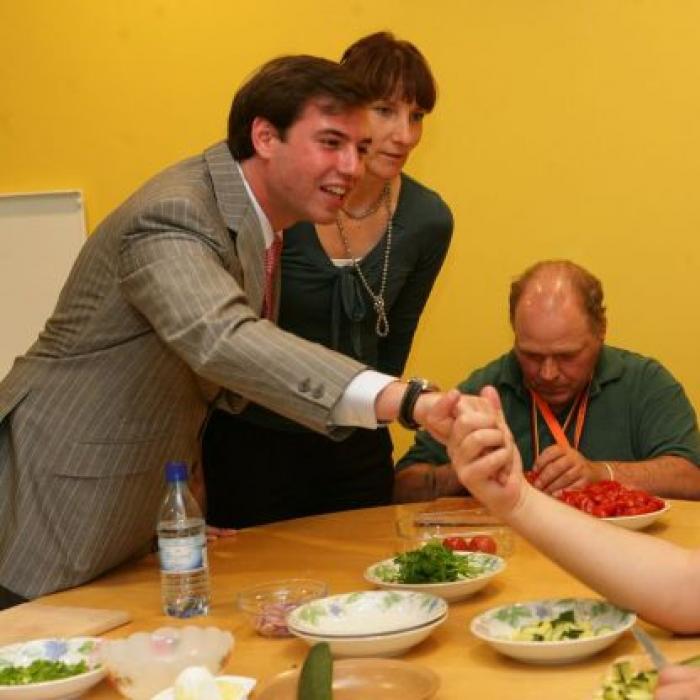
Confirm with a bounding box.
[286,591,447,657]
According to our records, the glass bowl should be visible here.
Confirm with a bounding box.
[236,579,328,637]
[99,626,233,700]
[395,509,515,557]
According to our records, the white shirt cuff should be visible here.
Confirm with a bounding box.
[331,370,396,428]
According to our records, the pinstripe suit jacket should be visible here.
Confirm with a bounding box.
[0,142,365,598]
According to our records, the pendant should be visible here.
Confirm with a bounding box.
[373,298,389,337]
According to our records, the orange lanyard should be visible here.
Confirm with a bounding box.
[530,383,590,458]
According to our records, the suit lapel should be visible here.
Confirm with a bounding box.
[204,142,266,315]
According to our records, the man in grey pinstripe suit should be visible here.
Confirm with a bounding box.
[0,56,463,606]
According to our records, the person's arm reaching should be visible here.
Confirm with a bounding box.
[447,385,700,634]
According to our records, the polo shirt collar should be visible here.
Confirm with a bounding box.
[589,345,624,397]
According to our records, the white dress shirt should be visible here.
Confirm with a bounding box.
[235,162,394,428]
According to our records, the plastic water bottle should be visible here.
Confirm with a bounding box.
[157,461,210,617]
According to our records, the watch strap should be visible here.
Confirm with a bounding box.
[398,378,438,430]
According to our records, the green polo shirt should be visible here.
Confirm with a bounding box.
[396,346,700,472]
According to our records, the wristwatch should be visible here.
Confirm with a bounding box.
[398,377,439,430]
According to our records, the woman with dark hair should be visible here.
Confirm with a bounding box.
[203,33,453,528]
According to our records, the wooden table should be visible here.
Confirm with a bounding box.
[40,498,700,700]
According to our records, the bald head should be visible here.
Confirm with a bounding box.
[510,261,606,410]
[509,260,606,335]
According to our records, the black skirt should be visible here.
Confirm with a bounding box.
[202,409,394,529]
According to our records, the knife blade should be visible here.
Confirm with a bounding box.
[632,626,668,670]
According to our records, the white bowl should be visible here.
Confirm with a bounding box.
[364,552,506,602]
[288,616,446,658]
[470,598,636,664]
[603,502,670,530]
[100,626,233,700]
[287,591,448,657]
[151,674,256,700]
[0,637,105,700]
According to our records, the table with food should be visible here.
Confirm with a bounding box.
[1,483,699,700]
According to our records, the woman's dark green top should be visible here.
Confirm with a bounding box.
[240,173,453,431]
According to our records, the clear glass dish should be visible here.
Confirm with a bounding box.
[395,508,515,557]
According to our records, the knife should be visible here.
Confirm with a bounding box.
[632,626,668,670]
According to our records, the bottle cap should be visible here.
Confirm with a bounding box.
[165,461,188,482]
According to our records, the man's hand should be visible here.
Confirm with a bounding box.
[532,445,596,494]
[415,388,514,445]
[445,386,527,518]
[413,389,462,444]
[656,665,700,699]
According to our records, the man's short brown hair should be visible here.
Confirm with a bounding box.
[228,55,369,161]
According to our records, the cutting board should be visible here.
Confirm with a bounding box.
[0,603,131,645]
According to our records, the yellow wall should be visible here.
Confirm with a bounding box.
[2,1,700,456]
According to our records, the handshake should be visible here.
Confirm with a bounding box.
[414,386,524,519]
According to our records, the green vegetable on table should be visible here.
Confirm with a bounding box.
[378,541,491,584]
[298,641,333,700]
[598,654,700,700]
[511,610,604,642]
[0,659,89,685]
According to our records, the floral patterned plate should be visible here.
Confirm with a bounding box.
[364,551,505,602]
[286,591,448,657]
[470,598,635,664]
[0,637,105,700]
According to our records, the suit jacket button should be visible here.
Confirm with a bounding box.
[298,379,310,393]
[312,384,325,399]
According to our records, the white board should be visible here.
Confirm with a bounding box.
[0,191,86,376]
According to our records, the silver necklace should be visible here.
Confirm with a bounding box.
[340,182,390,220]
[336,185,392,337]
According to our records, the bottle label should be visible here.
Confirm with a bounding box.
[158,534,208,573]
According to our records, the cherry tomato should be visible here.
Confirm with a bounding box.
[555,480,663,518]
[466,535,498,554]
[442,536,469,551]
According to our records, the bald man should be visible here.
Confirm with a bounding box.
[394,260,700,502]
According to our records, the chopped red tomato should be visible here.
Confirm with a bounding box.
[554,480,663,518]
[442,536,469,551]
[466,535,498,554]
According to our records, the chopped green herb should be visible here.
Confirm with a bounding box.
[379,541,492,584]
[0,659,89,685]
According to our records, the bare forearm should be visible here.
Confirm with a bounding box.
[392,463,465,503]
[607,456,700,499]
[506,486,700,632]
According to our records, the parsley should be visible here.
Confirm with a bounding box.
[387,541,486,584]
[0,659,89,685]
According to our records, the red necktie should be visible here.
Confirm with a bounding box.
[263,237,283,319]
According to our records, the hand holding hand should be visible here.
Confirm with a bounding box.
[446,386,527,518]
[531,445,596,494]
[414,388,465,445]
[655,664,700,699]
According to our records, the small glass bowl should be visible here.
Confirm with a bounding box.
[236,579,328,637]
